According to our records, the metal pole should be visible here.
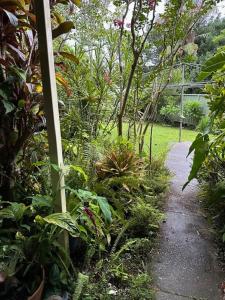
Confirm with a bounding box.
[35,1,68,250]
[179,64,185,142]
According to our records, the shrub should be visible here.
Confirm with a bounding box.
[183,100,204,125]
[159,103,180,124]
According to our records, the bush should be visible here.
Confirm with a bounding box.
[160,100,205,127]
[183,100,204,126]
[159,103,180,124]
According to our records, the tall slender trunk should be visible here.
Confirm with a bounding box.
[117,57,139,137]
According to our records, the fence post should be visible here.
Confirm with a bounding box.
[35,0,68,248]
[179,64,185,142]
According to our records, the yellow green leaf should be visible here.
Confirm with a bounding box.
[71,0,81,7]
[52,21,74,39]
[58,51,79,64]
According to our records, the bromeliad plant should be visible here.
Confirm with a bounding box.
[95,140,144,180]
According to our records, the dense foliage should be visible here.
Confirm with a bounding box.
[185,36,225,251]
[0,0,222,299]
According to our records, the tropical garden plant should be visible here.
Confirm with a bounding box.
[0,0,221,298]
[184,42,225,249]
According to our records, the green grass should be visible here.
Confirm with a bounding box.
[110,123,197,158]
[149,124,197,158]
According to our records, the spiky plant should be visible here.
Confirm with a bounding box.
[95,143,144,180]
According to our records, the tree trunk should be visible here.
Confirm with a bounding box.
[0,160,15,201]
[117,114,123,136]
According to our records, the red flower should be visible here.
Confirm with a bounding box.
[83,207,99,234]
[148,0,155,10]
[113,19,124,28]
[83,206,94,219]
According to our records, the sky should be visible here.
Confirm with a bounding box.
[109,0,225,20]
[216,0,225,16]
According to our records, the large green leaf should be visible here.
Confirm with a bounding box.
[69,165,87,181]
[0,203,27,221]
[183,134,209,189]
[11,203,27,221]
[74,189,112,223]
[95,196,112,223]
[2,100,15,114]
[31,195,53,209]
[75,189,93,201]
[52,21,74,39]
[42,212,80,237]
[198,51,225,81]
[10,67,26,81]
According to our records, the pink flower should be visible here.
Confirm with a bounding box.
[103,72,112,85]
[113,19,124,28]
[83,207,99,234]
[148,0,155,10]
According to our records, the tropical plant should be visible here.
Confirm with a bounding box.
[184,48,225,188]
[0,199,71,299]
[0,185,112,298]
[96,141,144,180]
[0,0,79,201]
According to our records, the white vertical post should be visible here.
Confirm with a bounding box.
[179,64,185,143]
[35,1,67,215]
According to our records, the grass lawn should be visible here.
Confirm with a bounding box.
[149,124,197,158]
[110,123,197,159]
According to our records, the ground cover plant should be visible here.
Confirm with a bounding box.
[0,0,221,299]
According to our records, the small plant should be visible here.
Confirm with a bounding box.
[129,273,153,300]
[96,142,144,180]
[129,198,164,237]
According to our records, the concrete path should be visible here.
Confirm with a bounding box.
[152,142,225,300]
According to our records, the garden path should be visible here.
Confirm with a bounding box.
[152,142,225,300]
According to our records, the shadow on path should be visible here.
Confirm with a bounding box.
[152,142,224,300]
